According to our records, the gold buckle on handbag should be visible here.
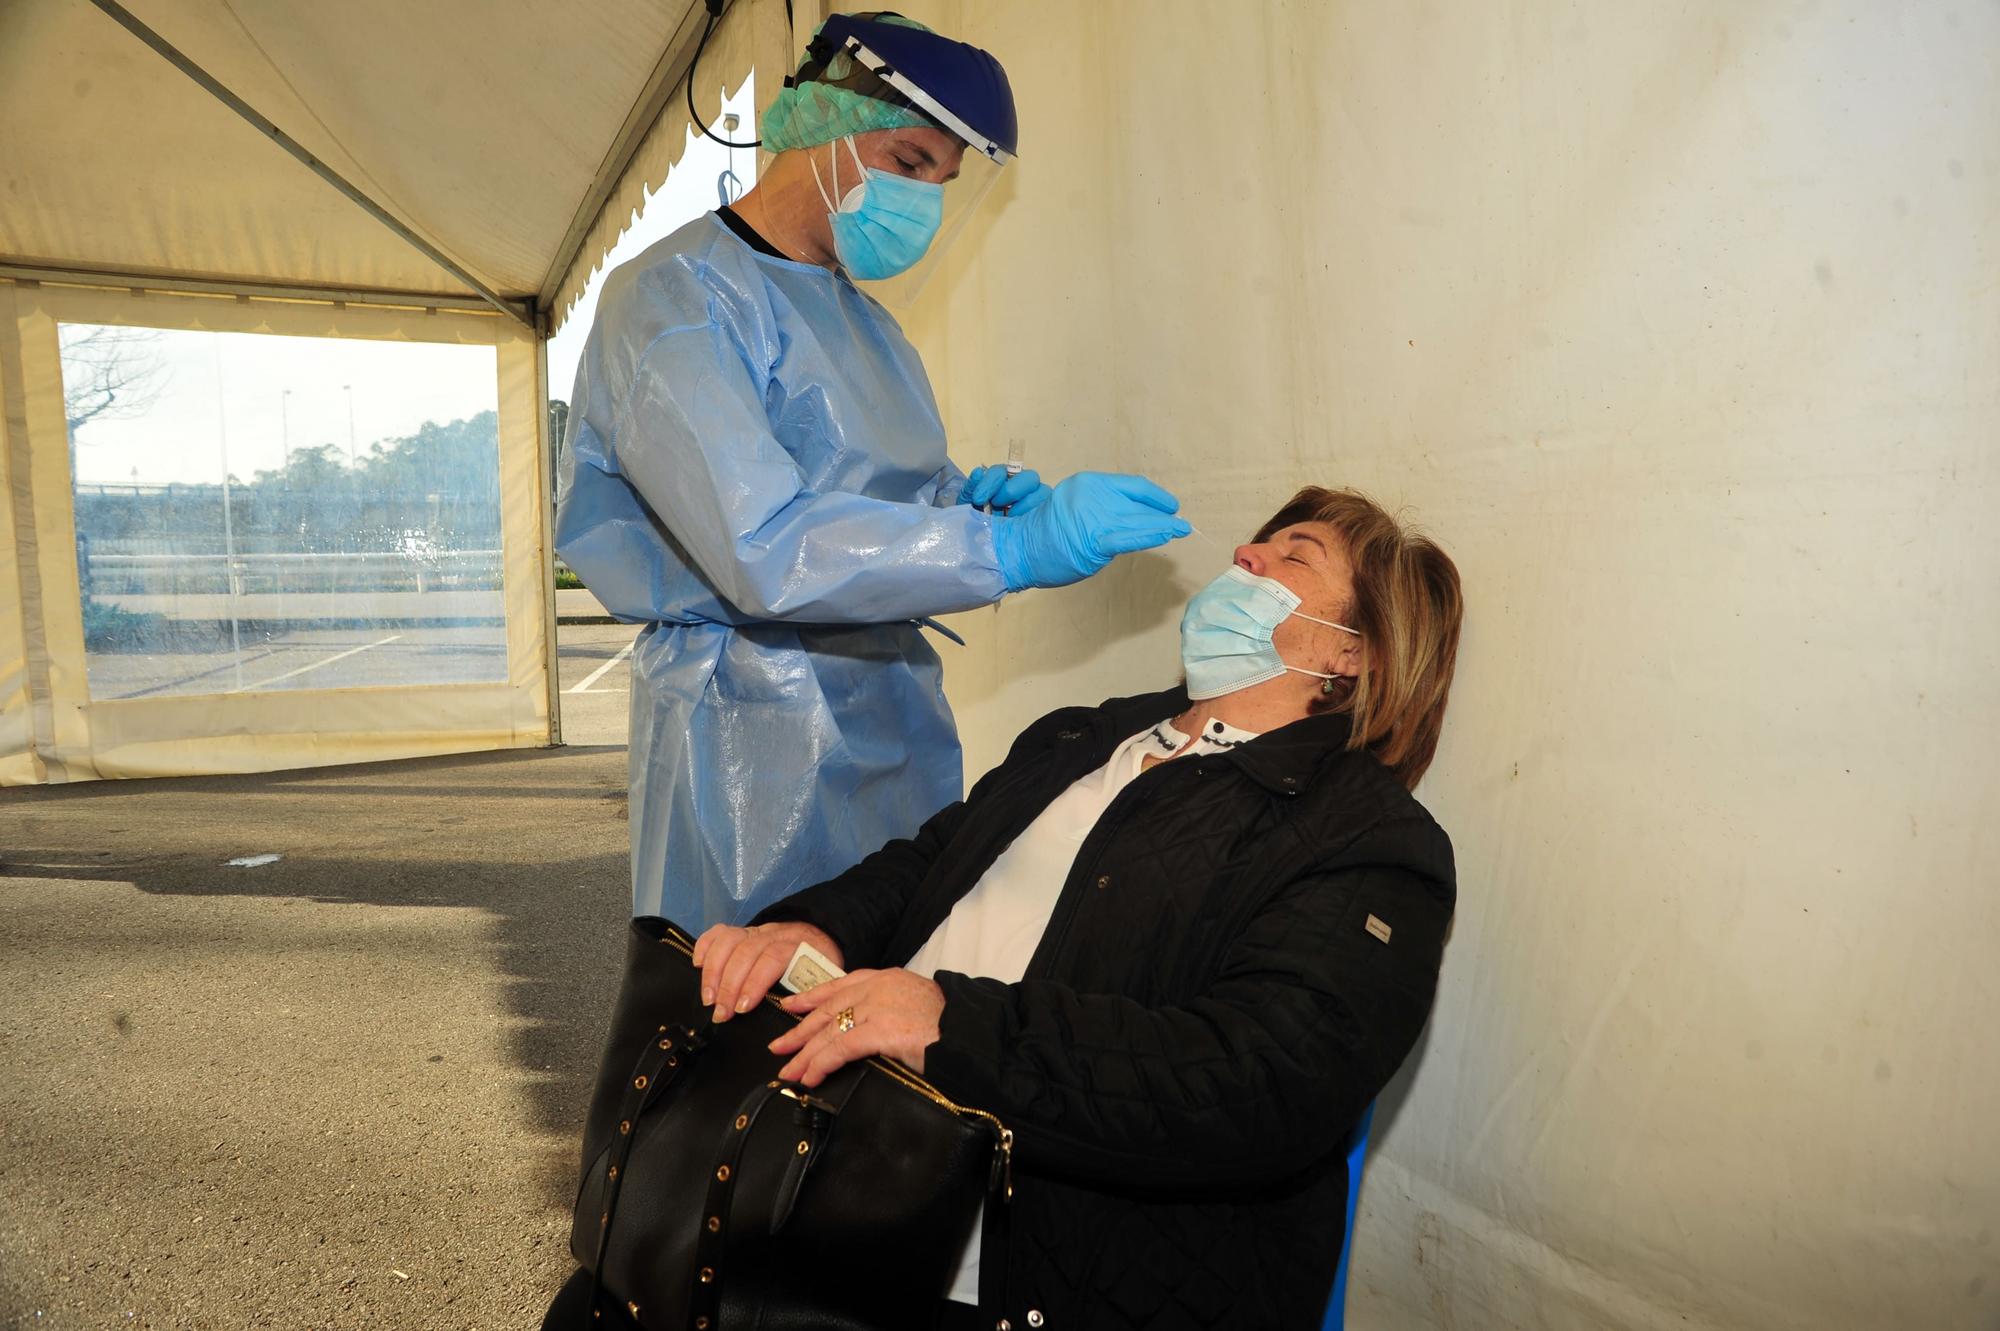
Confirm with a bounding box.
[775,1084,840,1114]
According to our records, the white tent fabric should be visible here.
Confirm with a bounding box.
[5,0,1996,1319]
[0,0,788,323]
[1,0,789,785]
[898,1,1999,1327]
[548,1,793,332]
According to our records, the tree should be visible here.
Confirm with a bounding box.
[253,443,348,493]
[356,411,501,502]
[59,324,168,436]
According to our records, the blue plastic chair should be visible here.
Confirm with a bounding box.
[1319,1102,1376,1331]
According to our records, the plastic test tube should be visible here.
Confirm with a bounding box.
[982,441,1028,514]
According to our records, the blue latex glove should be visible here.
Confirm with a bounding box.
[991,471,1191,592]
[957,464,1053,514]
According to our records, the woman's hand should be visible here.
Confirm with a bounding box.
[690,921,844,1023]
[768,968,945,1086]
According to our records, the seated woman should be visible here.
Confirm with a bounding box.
[696,485,1464,1331]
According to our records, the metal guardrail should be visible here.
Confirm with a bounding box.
[86,549,504,596]
[88,551,504,567]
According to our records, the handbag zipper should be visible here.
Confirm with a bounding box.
[655,923,1014,1195]
[871,1059,1015,1199]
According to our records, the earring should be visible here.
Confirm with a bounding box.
[1321,676,1339,694]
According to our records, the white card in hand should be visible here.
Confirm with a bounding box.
[779,940,846,994]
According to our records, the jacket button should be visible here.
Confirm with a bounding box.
[1027,1313,1045,1328]
[1096,874,1111,889]
[1281,776,1298,788]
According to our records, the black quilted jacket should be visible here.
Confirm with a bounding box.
[756,684,1456,1331]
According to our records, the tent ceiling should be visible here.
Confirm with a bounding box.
[0,0,773,319]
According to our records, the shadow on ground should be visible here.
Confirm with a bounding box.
[4,745,635,1163]
[0,744,637,1329]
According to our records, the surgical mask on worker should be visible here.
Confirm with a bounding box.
[812,135,945,280]
[1179,566,1361,700]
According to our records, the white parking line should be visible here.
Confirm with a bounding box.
[236,634,404,691]
[568,639,636,694]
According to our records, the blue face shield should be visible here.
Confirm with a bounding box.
[813,136,945,281]
[1180,566,1362,701]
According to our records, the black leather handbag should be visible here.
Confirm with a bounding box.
[562,917,1012,1330]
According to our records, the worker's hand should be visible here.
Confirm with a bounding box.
[691,921,844,1024]
[957,464,1052,514]
[768,967,946,1084]
[990,471,1190,592]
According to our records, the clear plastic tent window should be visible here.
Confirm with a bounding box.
[60,324,506,701]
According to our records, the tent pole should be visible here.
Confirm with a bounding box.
[83,0,534,331]
[534,333,565,749]
[0,260,502,316]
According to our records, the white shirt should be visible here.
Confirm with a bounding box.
[906,714,1262,1306]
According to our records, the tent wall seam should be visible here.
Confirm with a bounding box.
[212,0,429,246]
[533,338,564,745]
[0,263,505,317]
[535,0,722,318]
[83,0,533,331]
[0,286,64,781]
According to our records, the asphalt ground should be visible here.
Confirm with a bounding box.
[82,619,642,731]
[84,625,511,703]
[551,623,640,750]
[0,623,646,1329]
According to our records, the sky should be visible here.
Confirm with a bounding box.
[68,331,499,487]
[68,80,756,489]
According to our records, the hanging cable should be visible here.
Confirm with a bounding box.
[687,0,761,148]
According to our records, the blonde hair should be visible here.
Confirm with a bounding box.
[1253,487,1463,789]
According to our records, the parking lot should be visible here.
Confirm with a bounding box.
[84,623,507,700]
[74,617,641,749]
[552,622,640,748]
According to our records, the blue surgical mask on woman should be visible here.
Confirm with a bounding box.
[1180,565,1362,701]
[811,136,945,280]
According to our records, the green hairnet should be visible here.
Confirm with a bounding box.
[759,14,936,153]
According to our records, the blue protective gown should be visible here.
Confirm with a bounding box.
[555,212,1007,927]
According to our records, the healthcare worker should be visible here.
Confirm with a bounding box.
[555,12,1190,929]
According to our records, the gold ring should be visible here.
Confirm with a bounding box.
[835,1007,857,1033]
